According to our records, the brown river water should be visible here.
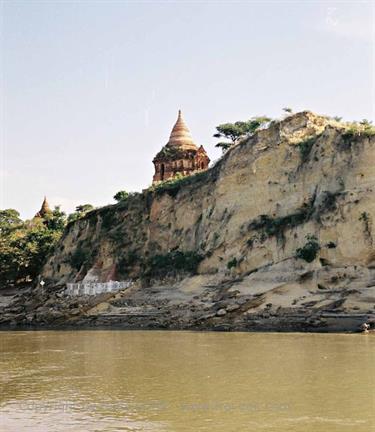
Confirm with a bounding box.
[0,330,374,431]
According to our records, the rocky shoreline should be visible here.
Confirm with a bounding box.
[1,275,373,333]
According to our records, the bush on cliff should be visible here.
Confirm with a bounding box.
[150,171,209,198]
[296,235,320,263]
[145,250,203,277]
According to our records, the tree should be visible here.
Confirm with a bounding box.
[0,206,67,288]
[44,206,67,231]
[360,119,372,127]
[214,116,271,153]
[283,107,293,114]
[0,209,22,234]
[67,204,94,223]
[114,190,129,202]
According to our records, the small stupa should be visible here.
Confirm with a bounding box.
[34,197,51,219]
[152,110,210,183]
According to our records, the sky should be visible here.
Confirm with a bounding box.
[1,0,374,219]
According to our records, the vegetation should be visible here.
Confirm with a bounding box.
[149,170,210,198]
[359,211,370,223]
[343,120,375,139]
[155,146,188,160]
[227,257,238,269]
[67,204,94,223]
[145,250,203,277]
[296,136,319,163]
[101,209,117,230]
[213,116,271,153]
[118,251,139,269]
[0,208,67,288]
[70,245,92,271]
[248,201,314,241]
[0,209,22,234]
[113,190,129,202]
[282,107,293,114]
[296,235,320,262]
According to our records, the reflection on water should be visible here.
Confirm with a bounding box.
[0,331,374,431]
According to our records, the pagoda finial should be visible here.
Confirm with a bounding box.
[34,196,51,219]
[165,110,197,150]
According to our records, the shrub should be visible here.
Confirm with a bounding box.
[101,210,117,230]
[227,258,238,269]
[296,136,318,163]
[343,122,375,139]
[359,211,369,223]
[296,235,320,263]
[146,250,203,277]
[70,246,91,270]
[248,201,313,240]
[150,171,209,198]
[326,241,336,249]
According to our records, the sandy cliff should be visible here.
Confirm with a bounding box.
[2,112,375,331]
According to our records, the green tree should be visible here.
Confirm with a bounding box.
[113,190,129,202]
[283,107,293,114]
[0,209,22,234]
[214,116,271,153]
[360,119,372,127]
[45,206,67,230]
[0,206,67,288]
[67,204,94,223]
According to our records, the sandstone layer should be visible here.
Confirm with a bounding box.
[2,112,375,331]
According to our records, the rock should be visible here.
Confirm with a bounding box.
[69,308,81,316]
[226,304,240,312]
[25,314,34,322]
[216,309,227,316]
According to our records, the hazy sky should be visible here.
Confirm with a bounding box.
[1,0,374,219]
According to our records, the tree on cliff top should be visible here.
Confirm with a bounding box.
[67,204,94,223]
[113,191,129,202]
[214,116,271,153]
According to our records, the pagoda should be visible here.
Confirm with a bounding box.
[152,110,210,183]
[34,197,51,219]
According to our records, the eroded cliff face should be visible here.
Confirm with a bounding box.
[44,112,375,282]
[3,112,374,331]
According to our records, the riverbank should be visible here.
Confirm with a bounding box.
[1,274,373,333]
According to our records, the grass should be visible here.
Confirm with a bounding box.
[149,170,211,198]
[342,122,375,141]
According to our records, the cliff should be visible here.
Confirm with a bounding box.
[2,112,375,331]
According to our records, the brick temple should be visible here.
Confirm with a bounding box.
[152,110,210,183]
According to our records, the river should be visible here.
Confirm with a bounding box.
[0,331,374,431]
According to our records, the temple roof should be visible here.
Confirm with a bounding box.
[165,110,198,151]
[34,196,51,218]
